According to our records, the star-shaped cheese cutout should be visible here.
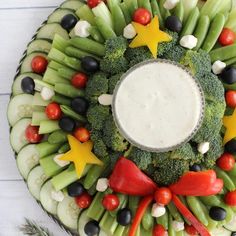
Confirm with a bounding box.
[223,108,236,144]
[129,16,172,58]
[59,135,103,178]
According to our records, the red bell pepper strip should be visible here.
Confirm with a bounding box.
[172,194,210,236]
[169,170,223,196]
[129,195,153,236]
[109,157,158,196]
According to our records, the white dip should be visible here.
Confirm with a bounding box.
[112,60,204,151]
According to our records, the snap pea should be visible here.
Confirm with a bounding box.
[54,83,85,98]
[176,231,184,236]
[142,205,154,231]
[140,226,152,236]
[87,182,97,195]
[129,196,140,216]
[210,44,236,62]
[167,202,183,222]
[110,193,128,217]
[150,0,164,29]
[88,26,105,43]
[173,0,184,22]
[156,210,168,230]
[199,195,222,207]
[180,7,200,37]
[52,94,71,106]
[193,15,210,50]
[178,196,191,225]
[224,57,236,66]
[119,2,132,24]
[48,130,67,144]
[58,142,70,154]
[137,0,153,17]
[202,13,225,53]
[168,214,176,236]
[186,196,208,226]
[95,16,116,40]
[60,105,87,123]
[159,0,170,20]
[215,167,235,192]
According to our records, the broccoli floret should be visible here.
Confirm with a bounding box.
[127,146,152,171]
[87,104,110,130]
[90,129,108,158]
[125,46,153,67]
[100,36,129,75]
[180,49,212,76]
[163,45,187,63]
[158,30,179,56]
[170,143,195,161]
[103,115,129,152]
[108,73,123,93]
[85,72,108,103]
[109,151,123,170]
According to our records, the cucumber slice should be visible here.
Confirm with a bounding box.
[20,52,47,74]
[40,180,59,215]
[12,73,42,96]
[210,227,231,236]
[16,144,40,179]
[7,94,33,126]
[27,165,49,200]
[57,195,81,230]
[224,215,236,231]
[33,92,51,107]
[60,0,84,11]
[48,9,76,23]
[10,118,31,153]
[36,23,69,41]
[27,39,52,55]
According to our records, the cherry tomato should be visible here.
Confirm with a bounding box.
[185,224,198,235]
[74,127,90,142]
[31,56,48,74]
[154,187,172,206]
[133,8,151,25]
[216,153,235,171]
[75,192,92,209]
[45,102,62,120]
[102,194,120,211]
[225,90,236,108]
[225,190,236,206]
[71,73,88,89]
[153,224,168,236]
[87,0,101,8]
[25,125,43,143]
[219,28,235,46]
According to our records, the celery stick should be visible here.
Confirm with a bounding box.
[43,67,70,85]
[124,0,138,16]
[114,225,126,236]
[99,211,118,235]
[69,37,105,57]
[32,111,48,126]
[34,79,54,90]
[95,16,116,40]
[52,34,70,52]
[39,120,60,134]
[88,26,105,43]
[110,193,128,217]
[54,83,85,98]
[40,153,66,177]
[129,196,140,216]
[52,94,71,106]
[60,105,87,123]
[36,142,61,158]
[76,5,96,25]
[119,2,132,24]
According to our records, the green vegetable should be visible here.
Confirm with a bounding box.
[108,73,123,93]
[173,0,184,22]
[159,0,170,20]
[119,2,132,24]
[167,202,183,222]
[76,5,96,25]
[168,214,176,236]
[54,83,85,98]
[215,167,236,191]
[39,120,60,134]
[95,16,116,40]
[88,26,105,43]
[36,142,61,158]
[52,94,71,106]
[124,0,138,16]
[99,211,118,235]
[137,0,152,17]
[150,0,164,28]
[170,143,195,161]
[58,142,70,154]
[129,196,140,216]
[156,210,168,230]
[60,105,87,123]
[110,193,128,217]
[210,44,236,63]
[163,45,187,63]
[142,205,154,231]
[48,130,67,144]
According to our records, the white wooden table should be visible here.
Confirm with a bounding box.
[0,1,71,235]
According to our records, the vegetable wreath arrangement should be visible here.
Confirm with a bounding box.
[7,0,236,235]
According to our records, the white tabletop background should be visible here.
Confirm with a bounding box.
[0,1,72,235]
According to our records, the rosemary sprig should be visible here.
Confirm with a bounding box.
[19,218,54,236]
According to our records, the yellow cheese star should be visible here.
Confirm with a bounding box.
[129,16,172,58]
[59,135,103,178]
[223,108,236,144]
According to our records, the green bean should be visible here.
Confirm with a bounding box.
[142,205,154,231]
[60,105,87,123]
[48,130,67,144]
[202,13,225,53]
[167,202,183,222]
[186,196,208,226]
[215,167,235,191]
[210,44,236,62]
[156,210,168,230]
[58,142,70,154]
[173,0,184,22]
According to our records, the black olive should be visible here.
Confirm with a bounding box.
[21,77,35,94]
[67,182,84,197]
[59,117,76,133]
[165,16,182,33]
[221,67,236,84]
[84,220,100,236]
[231,232,236,236]
[189,164,202,172]
[71,97,88,115]
[81,56,100,73]
[225,139,236,154]
[61,14,78,30]
[209,206,227,221]
[117,208,132,226]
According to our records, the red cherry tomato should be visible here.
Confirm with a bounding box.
[31,56,48,74]
[102,194,120,211]
[225,190,236,206]
[225,90,236,108]
[45,102,62,120]
[75,192,92,209]
[133,8,151,25]
[74,127,90,142]
[25,125,43,143]
[71,73,88,89]
[87,0,101,8]
[153,224,168,236]
[154,187,172,206]
[219,28,235,46]
[185,224,198,235]
[216,153,235,171]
